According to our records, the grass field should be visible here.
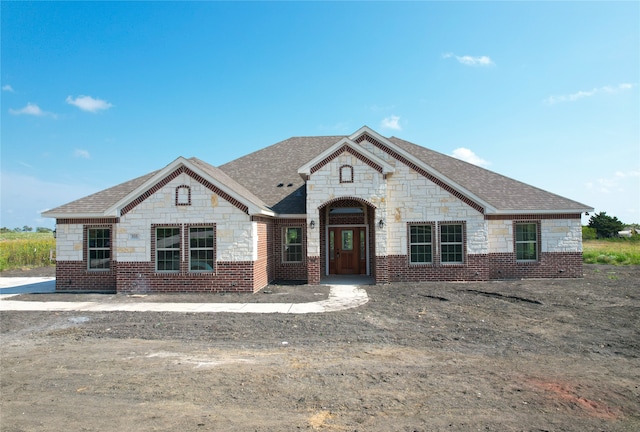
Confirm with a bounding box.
[1,232,638,272]
[583,238,640,265]
[0,232,56,271]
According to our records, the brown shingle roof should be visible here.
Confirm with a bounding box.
[388,137,591,212]
[43,170,159,216]
[43,130,591,218]
[218,136,343,214]
[219,133,590,214]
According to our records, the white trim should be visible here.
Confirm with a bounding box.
[487,208,594,215]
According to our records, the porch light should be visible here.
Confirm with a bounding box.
[310,220,316,229]
[378,219,385,228]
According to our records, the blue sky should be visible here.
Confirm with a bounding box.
[1,1,638,229]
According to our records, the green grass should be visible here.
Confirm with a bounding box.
[0,232,56,271]
[583,238,640,265]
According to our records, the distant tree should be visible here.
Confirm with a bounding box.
[587,212,625,238]
[36,227,53,233]
[582,226,597,240]
[13,227,22,232]
[22,225,33,232]
[0,227,11,233]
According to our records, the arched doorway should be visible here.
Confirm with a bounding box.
[319,198,376,277]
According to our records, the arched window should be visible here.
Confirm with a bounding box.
[175,185,191,206]
[339,165,354,183]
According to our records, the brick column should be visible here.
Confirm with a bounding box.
[307,256,321,284]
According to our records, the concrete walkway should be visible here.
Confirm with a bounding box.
[0,278,369,314]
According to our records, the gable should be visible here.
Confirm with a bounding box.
[298,137,395,180]
[43,157,274,220]
[119,165,250,216]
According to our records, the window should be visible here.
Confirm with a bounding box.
[440,224,463,264]
[283,227,303,263]
[88,228,110,270]
[340,165,354,183]
[156,227,181,272]
[189,227,214,271]
[516,223,538,261]
[176,185,191,206]
[410,225,432,264]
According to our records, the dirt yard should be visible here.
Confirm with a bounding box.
[1,265,638,431]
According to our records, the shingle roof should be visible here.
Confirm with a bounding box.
[43,130,591,219]
[219,133,590,214]
[218,136,343,214]
[388,137,591,212]
[43,170,159,216]
[188,157,269,211]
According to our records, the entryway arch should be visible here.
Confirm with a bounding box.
[318,197,378,279]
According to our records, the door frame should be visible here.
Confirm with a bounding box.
[325,224,370,276]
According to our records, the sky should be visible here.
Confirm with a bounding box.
[1,1,638,230]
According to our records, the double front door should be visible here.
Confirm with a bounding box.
[328,227,367,275]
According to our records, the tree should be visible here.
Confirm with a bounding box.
[587,212,625,238]
[22,225,33,232]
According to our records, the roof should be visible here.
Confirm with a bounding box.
[218,136,343,214]
[42,170,160,217]
[43,127,592,219]
[387,137,591,212]
[220,130,591,215]
[43,157,273,218]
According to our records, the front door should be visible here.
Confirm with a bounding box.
[329,227,366,275]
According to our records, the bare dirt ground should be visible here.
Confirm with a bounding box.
[1,264,639,431]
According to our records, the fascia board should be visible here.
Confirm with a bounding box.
[487,207,594,215]
[275,214,308,219]
[41,212,114,219]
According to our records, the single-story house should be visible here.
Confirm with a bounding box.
[43,126,593,293]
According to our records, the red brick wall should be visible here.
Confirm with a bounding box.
[386,254,489,282]
[58,259,266,293]
[307,256,321,284]
[383,252,583,281]
[274,218,308,281]
[115,261,255,293]
[489,252,584,279]
[55,261,117,292]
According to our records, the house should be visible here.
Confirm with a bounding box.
[43,126,593,293]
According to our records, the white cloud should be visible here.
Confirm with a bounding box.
[8,103,56,118]
[585,170,639,195]
[74,149,91,159]
[443,52,494,67]
[380,115,402,131]
[450,148,490,167]
[2,84,14,92]
[66,95,113,113]
[544,83,635,105]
